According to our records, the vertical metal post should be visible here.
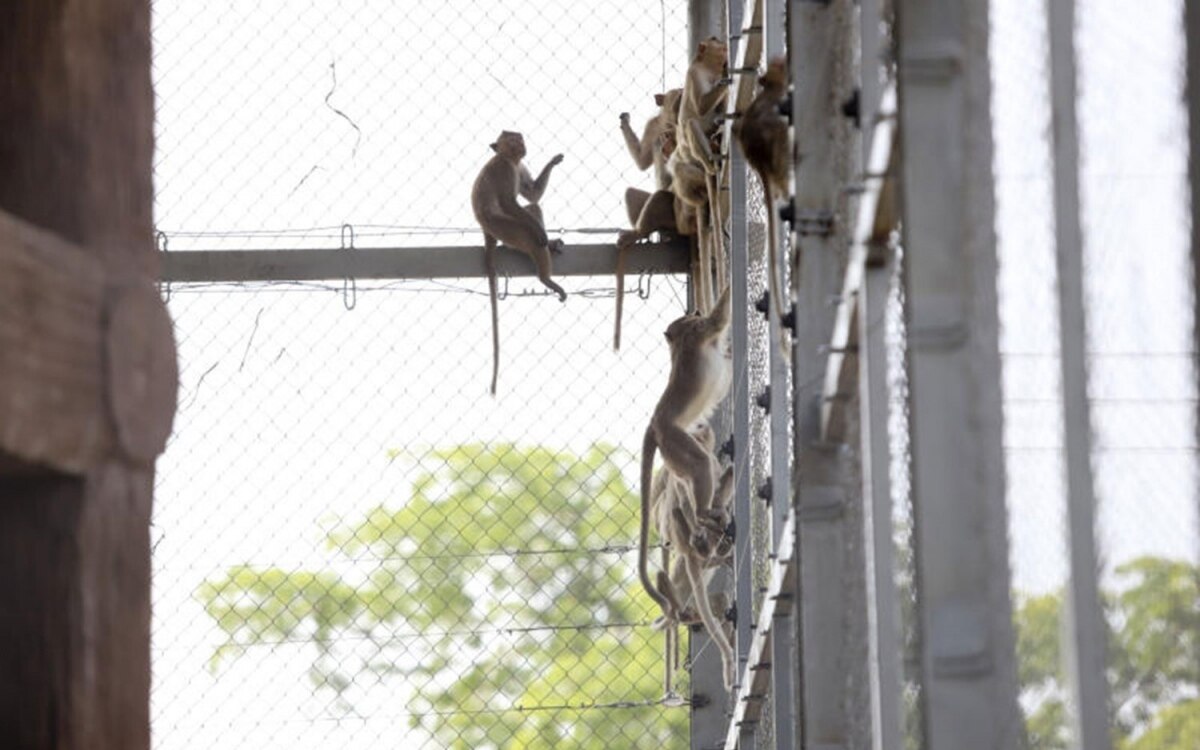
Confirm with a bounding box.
[725,3,756,746]
[860,0,884,166]
[690,2,735,746]
[894,0,1024,748]
[762,1,796,748]
[859,251,903,750]
[1045,3,1113,749]
[691,0,724,52]
[730,129,757,750]
[789,1,853,748]
[1187,0,1200,571]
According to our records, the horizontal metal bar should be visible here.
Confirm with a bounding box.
[161,241,690,283]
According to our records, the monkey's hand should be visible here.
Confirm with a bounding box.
[549,154,565,167]
[619,112,631,124]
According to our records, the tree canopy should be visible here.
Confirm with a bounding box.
[1014,556,1199,749]
[198,443,687,749]
[198,441,1199,749]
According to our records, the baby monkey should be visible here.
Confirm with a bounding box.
[734,57,791,352]
[638,284,732,625]
[470,130,566,394]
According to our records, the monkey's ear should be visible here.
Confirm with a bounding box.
[490,142,499,152]
[654,93,666,106]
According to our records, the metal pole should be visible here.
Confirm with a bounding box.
[859,251,903,750]
[688,4,734,748]
[894,0,1024,747]
[690,1,735,745]
[789,1,854,747]
[1187,0,1200,575]
[762,1,795,748]
[725,2,757,746]
[1045,2,1112,748]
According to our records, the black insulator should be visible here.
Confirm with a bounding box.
[755,290,771,316]
[719,435,735,461]
[782,305,796,331]
[842,87,861,128]
[779,199,796,225]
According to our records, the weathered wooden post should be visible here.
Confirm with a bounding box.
[0,2,176,748]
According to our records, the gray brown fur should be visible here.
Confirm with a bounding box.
[735,56,791,345]
[470,131,565,394]
[638,285,732,622]
[614,89,683,350]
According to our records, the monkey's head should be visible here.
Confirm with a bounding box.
[696,36,728,68]
[760,56,787,91]
[655,88,684,118]
[490,131,527,161]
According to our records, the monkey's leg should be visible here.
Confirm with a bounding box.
[522,203,563,255]
[484,234,501,396]
[624,187,651,227]
[683,552,736,691]
[658,425,720,534]
[485,212,568,301]
[635,190,677,235]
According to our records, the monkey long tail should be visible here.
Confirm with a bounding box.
[764,183,790,357]
[706,172,726,298]
[485,244,500,396]
[639,427,670,611]
[614,245,627,351]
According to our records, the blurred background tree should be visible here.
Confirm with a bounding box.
[1014,556,1199,750]
[198,443,685,749]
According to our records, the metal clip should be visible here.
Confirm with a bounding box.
[340,223,357,310]
[156,230,171,302]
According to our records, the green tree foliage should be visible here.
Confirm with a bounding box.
[1013,556,1199,749]
[198,443,687,749]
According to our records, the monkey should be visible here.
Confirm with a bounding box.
[734,56,791,355]
[669,37,730,313]
[470,130,566,395]
[614,89,683,350]
[638,284,732,630]
[647,421,737,695]
[619,88,682,185]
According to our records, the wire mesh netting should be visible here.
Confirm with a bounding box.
[147,2,738,749]
[992,1,1199,747]
[151,0,689,252]
[153,277,701,749]
[146,1,1200,748]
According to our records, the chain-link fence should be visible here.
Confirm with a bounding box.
[149,2,1199,749]
[151,0,689,252]
[148,2,721,748]
[992,1,1199,747]
[153,275,702,749]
